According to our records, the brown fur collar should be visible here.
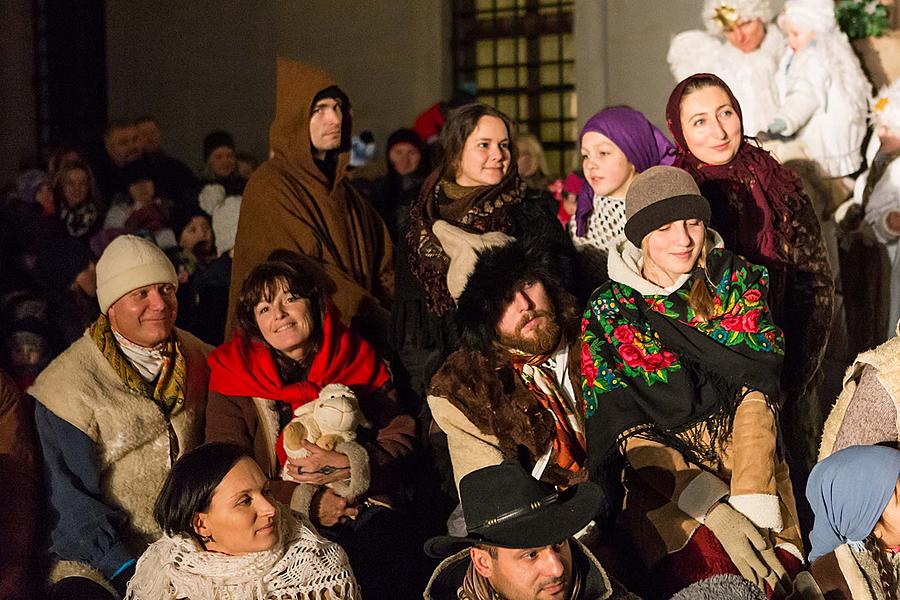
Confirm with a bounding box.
[430,347,554,459]
[430,337,585,487]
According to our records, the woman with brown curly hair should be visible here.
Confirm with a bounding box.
[204,252,423,599]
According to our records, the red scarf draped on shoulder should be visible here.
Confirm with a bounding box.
[208,304,390,464]
[665,73,804,266]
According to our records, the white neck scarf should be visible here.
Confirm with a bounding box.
[126,505,360,600]
[112,330,166,381]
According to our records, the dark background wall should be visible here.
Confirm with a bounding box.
[1,1,785,183]
[105,0,452,172]
[1,0,37,186]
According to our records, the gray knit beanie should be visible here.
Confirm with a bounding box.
[669,574,767,600]
[624,165,710,246]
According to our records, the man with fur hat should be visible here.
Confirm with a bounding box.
[427,221,590,495]
[668,0,785,137]
[424,461,634,600]
[31,235,212,599]
[227,58,393,348]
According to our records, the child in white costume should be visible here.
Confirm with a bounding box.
[668,0,784,137]
[862,81,900,338]
[769,0,871,177]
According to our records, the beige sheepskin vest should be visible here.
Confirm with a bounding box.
[820,334,900,460]
[30,329,211,552]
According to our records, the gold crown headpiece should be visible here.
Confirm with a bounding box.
[711,2,740,31]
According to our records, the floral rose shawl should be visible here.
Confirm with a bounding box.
[581,248,783,471]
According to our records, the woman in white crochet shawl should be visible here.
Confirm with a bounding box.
[126,442,360,600]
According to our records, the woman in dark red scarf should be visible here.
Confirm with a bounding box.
[666,73,834,473]
[205,253,424,600]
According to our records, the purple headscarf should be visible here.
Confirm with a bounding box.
[574,106,676,237]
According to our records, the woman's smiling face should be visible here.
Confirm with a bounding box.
[679,85,742,166]
[642,219,706,288]
[455,115,511,187]
[254,281,316,362]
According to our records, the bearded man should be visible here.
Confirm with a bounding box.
[426,221,589,494]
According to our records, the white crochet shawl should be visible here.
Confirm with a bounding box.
[568,194,627,255]
[126,505,360,600]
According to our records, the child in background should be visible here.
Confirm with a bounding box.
[768,0,870,177]
[554,171,584,227]
[568,106,675,282]
[862,80,900,339]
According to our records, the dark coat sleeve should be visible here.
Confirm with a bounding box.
[509,191,582,300]
[0,373,40,599]
[357,383,418,501]
[204,390,299,507]
[34,402,134,580]
[389,239,456,398]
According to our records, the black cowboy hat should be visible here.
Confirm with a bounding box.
[424,460,603,558]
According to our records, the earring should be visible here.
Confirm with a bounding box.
[198,533,214,544]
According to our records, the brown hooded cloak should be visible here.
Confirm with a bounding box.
[226,58,393,338]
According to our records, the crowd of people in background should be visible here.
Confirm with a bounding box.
[5,0,900,598]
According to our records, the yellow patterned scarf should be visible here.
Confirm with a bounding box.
[89,314,187,461]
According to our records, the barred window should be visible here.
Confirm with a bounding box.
[452,0,576,178]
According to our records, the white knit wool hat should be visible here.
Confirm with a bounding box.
[431,220,514,301]
[704,0,775,34]
[96,234,178,313]
[874,80,900,132]
[777,0,837,34]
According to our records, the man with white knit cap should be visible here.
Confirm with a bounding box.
[31,235,212,600]
[668,0,785,137]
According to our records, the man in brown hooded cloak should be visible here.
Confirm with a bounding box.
[226,58,394,343]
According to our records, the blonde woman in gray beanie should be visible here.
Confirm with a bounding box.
[30,234,213,599]
[581,166,805,597]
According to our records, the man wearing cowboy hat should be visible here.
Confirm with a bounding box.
[423,461,634,600]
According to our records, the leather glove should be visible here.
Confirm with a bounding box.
[704,502,788,596]
[767,118,788,135]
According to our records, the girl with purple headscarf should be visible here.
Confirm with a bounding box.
[568,106,676,280]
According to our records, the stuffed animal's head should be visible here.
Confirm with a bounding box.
[314,383,370,434]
